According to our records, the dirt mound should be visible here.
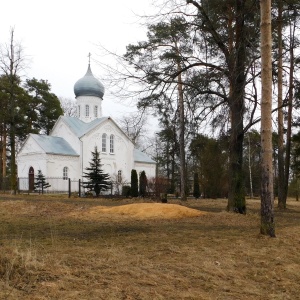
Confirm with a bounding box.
[73,203,206,220]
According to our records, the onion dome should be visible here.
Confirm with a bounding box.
[74,64,105,98]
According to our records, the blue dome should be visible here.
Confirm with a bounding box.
[74,65,105,98]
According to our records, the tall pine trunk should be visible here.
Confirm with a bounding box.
[277,0,285,208]
[283,17,296,208]
[227,0,246,213]
[260,0,275,237]
[176,41,187,201]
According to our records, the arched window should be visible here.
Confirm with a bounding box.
[78,105,81,117]
[85,105,89,117]
[102,133,107,152]
[94,105,98,118]
[118,170,122,183]
[110,135,114,153]
[63,167,68,180]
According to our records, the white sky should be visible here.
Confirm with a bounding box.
[0,0,153,117]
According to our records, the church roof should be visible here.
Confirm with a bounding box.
[60,116,108,137]
[31,134,78,156]
[133,148,155,164]
[74,64,105,98]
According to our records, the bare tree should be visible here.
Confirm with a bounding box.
[0,28,27,193]
[59,97,77,117]
[111,172,129,195]
[260,0,275,237]
[117,110,149,148]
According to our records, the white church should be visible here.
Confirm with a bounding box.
[17,63,156,193]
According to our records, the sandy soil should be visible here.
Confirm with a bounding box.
[70,202,206,220]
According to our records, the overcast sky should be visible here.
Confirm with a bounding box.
[0,0,153,117]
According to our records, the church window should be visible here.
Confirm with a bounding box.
[78,105,81,117]
[110,135,114,153]
[94,105,98,118]
[118,170,122,182]
[85,105,89,117]
[63,167,68,180]
[102,133,107,152]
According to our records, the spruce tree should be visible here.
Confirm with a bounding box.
[139,170,147,197]
[82,146,110,196]
[193,173,200,199]
[131,169,138,197]
[34,170,51,194]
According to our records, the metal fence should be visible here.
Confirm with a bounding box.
[17,178,118,197]
[18,177,81,196]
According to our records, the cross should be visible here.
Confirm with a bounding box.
[88,52,91,64]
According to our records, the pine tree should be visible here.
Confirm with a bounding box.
[34,170,51,194]
[131,169,138,197]
[260,0,275,236]
[193,173,200,199]
[82,146,110,196]
[139,170,147,197]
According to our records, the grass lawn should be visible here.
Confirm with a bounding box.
[0,194,299,299]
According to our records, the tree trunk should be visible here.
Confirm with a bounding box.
[277,0,285,208]
[176,42,187,201]
[248,134,254,198]
[171,147,175,194]
[9,30,17,194]
[1,125,7,178]
[260,0,275,237]
[227,100,245,213]
[283,17,295,208]
[227,0,246,213]
[10,122,16,194]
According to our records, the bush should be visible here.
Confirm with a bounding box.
[122,185,131,197]
[160,193,168,203]
[139,171,147,197]
[130,170,138,197]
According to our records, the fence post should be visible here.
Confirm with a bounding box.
[79,179,81,198]
[68,178,71,198]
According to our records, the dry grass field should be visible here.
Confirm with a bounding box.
[0,194,299,300]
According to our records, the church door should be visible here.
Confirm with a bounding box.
[28,167,34,191]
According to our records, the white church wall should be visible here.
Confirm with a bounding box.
[46,155,80,180]
[134,162,156,180]
[17,135,47,178]
[18,135,44,156]
[51,119,81,154]
[17,153,47,178]
[82,119,135,183]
